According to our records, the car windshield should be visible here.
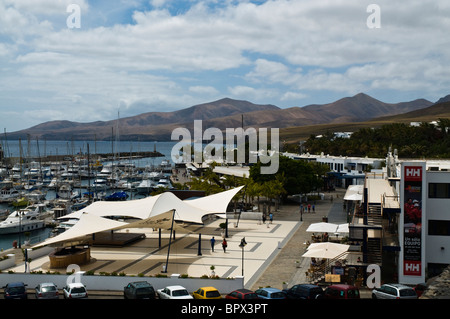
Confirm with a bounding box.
[206,290,221,298]
[42,286,56,292]
[173,289,189,297]
[244,293,258,299]
[400,289,416,297]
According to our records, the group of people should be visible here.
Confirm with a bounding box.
[210,236,228,253]
[300,203,315,213]
[262,212,274,224]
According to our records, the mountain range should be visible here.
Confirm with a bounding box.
[6,93,449,142]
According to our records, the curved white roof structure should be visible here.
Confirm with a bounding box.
[33,186,244,248]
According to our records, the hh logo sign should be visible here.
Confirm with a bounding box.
[404,166,422,181]
[404,261,421,276]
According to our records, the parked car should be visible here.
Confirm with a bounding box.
[3,282,27,299]
[255,287,286,299]
[157,285,193,299]
[193,287,222,299]
[35,282,59,299]
[324,284,360,299]
[226,289,259,300]
[413,283,427,297]
[372,283,417,299]
[63,282,88,299]
[283,284,324,299]
[124,281,156,299]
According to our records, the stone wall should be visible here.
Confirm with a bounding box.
[420,266,450,299]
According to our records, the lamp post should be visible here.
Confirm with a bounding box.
[239,237,247,277]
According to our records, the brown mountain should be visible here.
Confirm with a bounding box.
[6,94,434,141]
[280,99,450,143]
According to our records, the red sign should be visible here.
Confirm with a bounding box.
[404,166,422,181]
[404,261,421,276]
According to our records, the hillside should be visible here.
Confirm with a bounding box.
[280,100,450,143]
[6,94,435,141]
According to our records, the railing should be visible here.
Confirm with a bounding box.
[307,250,382,285]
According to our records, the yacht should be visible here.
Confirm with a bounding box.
[155,178,173,189]
[0,204,46,234]
[136,179,156,194]
[0,187,20,202]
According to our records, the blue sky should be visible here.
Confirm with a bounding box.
[1,0,450,131]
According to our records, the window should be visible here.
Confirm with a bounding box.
[429,183,450,198]
[428,220,450,236]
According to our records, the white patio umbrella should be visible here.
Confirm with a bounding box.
[303,242,350,259]
[306,222,338,233]
[336,223,349,233]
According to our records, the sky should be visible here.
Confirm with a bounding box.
[1,0,449,132]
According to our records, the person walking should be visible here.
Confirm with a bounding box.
[222,238,228,252]
[210,236,216,252]
[269,213,273,224]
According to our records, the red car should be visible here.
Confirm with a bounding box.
[225,289,259,300]
[324,284,360,299]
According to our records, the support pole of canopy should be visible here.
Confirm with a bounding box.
[197,233,202,256]
[158,228,161,249]
[163,209,176,273]
[225,217,229,238]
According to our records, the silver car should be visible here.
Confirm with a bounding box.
[372,283,417,299]
[35,283,59,299]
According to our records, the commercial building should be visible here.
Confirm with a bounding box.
[346,153,450,285]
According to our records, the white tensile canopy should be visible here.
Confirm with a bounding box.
[32,186,244,248]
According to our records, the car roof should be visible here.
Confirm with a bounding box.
[130,281,152,287]
[39,282,57,286]
[384,283,413,289]
[199,286,219,291]
[234,289,254,294]
[66,282,85,288]
[6,282,25,287]
[259,287,282,292]
[166,285,186,290]
[294,284,320,288]
[328,284,358,290]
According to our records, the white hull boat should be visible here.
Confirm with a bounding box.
[0,204,46,235]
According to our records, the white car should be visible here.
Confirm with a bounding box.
[157,285,193,299]
[372,283,417,299]
[63,282,88,299]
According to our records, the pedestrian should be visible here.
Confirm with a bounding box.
[269,213,273,224]
[210,236,216,252]
[312,204,315,213]
[307,203,311,213]
[222,238,228,252]
[262,214,266,224]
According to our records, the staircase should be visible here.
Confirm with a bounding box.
[366,238,382,264]
[308,251,348,285]
[367,204,382,226]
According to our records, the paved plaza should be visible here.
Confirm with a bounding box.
[8,189,348,292]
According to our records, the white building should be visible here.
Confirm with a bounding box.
[347,156,450,285]
[284,152,385,187]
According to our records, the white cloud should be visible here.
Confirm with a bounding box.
[1,0,450,131]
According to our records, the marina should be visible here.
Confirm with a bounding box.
[0,140,180,251]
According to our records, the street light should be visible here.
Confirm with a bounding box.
[239,237,247,277]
